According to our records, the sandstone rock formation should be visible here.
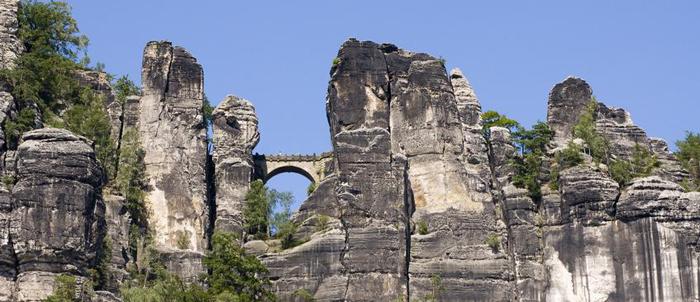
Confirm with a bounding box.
[2,128,104,301]
[255,41,700,302]
[211,95,259,234]
[137,41,209,279]
[0,0,20,156]
[0,5,697,299]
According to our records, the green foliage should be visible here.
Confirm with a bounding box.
[513,121,554,155]
[279,222,304,250]
[609,159,632,186]
[510,121,553,200]
[244,180,269,239]
[244,180,297,240]
[203,232,274,301]
[122,233,275,302]
[572,100,609,163]
[549,143,584,190]
[332,57,340,66]
[485,233,500,252]
[202,94,214,127]
[3,107,36,149]
[511,153,543,200]
[1,175,16,191]
[481,110,520,138]
[316,215,330,233]
[113,75,140,103]
[17,0,88,60]
[1,0,90,146]
[121,272,209,302]
[63,88,116,177]
[292,288,315,302]
[306,182,317,196]
[609,144,659,186]
[44,274,77,302]
[91,235,112,290]
[269,189,294,236]
[417,220,429,235]
[116,129,149,259]
[676,131,700,191]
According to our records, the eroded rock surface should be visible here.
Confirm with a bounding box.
[9,128,104,301]
[137,41,208,279]
[212,95,259,234]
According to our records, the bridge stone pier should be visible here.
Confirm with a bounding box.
[252,152,334,184]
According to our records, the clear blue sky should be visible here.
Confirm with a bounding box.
[69,1,699,209]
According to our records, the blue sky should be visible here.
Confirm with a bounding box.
[69,0,699,209]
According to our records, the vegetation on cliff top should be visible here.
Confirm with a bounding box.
[676,131,700,191]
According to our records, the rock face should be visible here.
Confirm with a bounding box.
[0,0,20,71]
[546,77,593,146]
[0,21,697,301]
[6,128,104,301]
[211,95,259,234]
[0,0,20,155]
[137,41,209,279]
[256,41,700,302]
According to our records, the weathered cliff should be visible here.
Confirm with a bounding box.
[0,2,698,298]
[248,41,700,302]
[137,41,209,280]
[0,128,105,301]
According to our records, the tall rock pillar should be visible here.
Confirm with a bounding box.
[211,95,259,234]
[137,41,208,279]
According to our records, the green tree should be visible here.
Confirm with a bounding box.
[549,143,584,190]
[572,99,609,163]
[91,236,113,290]
[513,121,554,155]
[268,190,294,236]
[116,129,150,260]
[113,75,140,103]
[3,107,36,148]
[63,88,116,177]
[244,180,270,239]
[609,144,659,186]
[44,274,78,302]
[203,232,274,301]
[481,110,520,138]
[202,95,214,127]
[510,121,554,200]
[1,0,89,146]
[676,131,700,191]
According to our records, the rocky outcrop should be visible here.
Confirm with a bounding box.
[0,0,20,156]
[0,17,697,300]
[137,41,208,279]
[543,176,700,301]
[0,0,20,71]
[211,95,259,234]
[539,78,700,302]
[546,77,593,146]
[6,128,104,301]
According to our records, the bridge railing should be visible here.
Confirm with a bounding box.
[253,152,333,162]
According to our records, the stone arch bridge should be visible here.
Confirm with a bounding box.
[252,152,334,184]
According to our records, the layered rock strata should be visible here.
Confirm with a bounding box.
[211,95,260,234]
[137,41,209,279]
[5,129,104,301]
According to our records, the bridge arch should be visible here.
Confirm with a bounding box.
[252,152,333,184]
